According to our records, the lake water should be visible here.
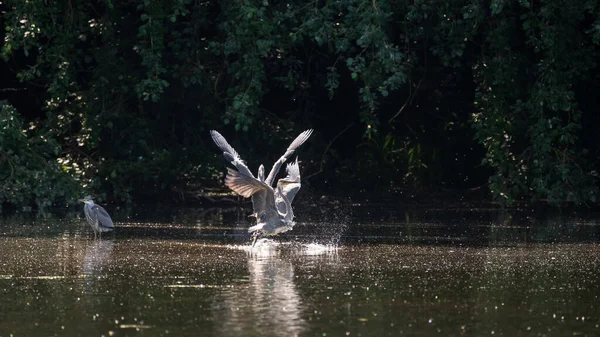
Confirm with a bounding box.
[1,205,600,336]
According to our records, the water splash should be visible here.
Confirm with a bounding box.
[229,238,338,257]
[301,242,338,256]
[230,238,280,257]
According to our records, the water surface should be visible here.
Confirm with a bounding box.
[1,206,600,336]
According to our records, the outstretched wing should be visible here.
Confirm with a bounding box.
[265,129,313,187]
[275,158,302,215]
[284,158,301,182]
[225,168,279,222]
[210,130,255,178]
[92,204,115,230]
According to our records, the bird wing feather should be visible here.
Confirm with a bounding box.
[275,158,302,214]
[84,204,97,226]
[225,168,279,222]
[210,130,240,160]
[284,158,301,183]
[265,129,312,186]
[210,130,255,178]
[92,204,115,230]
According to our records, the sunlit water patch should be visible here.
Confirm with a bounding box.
[229,238,339,258]
[301,242,338,255]
[2,207,600,336]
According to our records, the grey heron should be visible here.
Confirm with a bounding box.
[79,197,115,238]
[210,129,313,245]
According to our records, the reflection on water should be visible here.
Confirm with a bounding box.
[212,240,338,336]
[214,253,304,336]
[82,240,114,293]
[2,207,600,336]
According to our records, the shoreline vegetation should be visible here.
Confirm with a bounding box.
[1,1,600,211]
[5,185,599,216]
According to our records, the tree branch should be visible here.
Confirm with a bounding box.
[305,123,354,181]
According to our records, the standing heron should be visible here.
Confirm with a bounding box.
[79,197,115,238]
[210,129,313,245]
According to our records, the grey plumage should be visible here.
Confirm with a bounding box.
[210,129,313,244]
[79,198,115,238]
[265,129,313,186]
[209,130,255,179]
[275,158,301,216]
[225,167,280,228]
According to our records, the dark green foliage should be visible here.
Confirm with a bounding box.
[471,0,599,204]
[0,101,81,209]
[1,0,599,208]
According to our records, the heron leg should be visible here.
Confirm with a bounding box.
[251,232,259,247]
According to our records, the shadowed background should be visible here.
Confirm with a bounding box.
[1,0,599,210]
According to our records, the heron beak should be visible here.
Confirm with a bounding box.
[78,199,86,203]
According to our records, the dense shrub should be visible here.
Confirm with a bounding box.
[1,0,599,207]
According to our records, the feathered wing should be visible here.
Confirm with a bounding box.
[276,184,294,223]
[265,129,313,186]
[211,129,310,235]
[84,204,97,228]
[275,158,301,216]
[281,158,302,201]
[285,158,301,181]
[210,130,255,178]
[225,168,279,224]
[93,204,115,231]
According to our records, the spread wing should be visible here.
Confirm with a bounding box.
[284,158,301,182]
[92,204,114,230]
[275,158,301,215]
[265,129,313,187]
[225,168,279,222]
[210,130,255,178]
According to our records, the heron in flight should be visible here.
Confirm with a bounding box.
[210,129,313,246]
[79,197,115,238]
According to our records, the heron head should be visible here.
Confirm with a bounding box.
[79,196,94,205]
